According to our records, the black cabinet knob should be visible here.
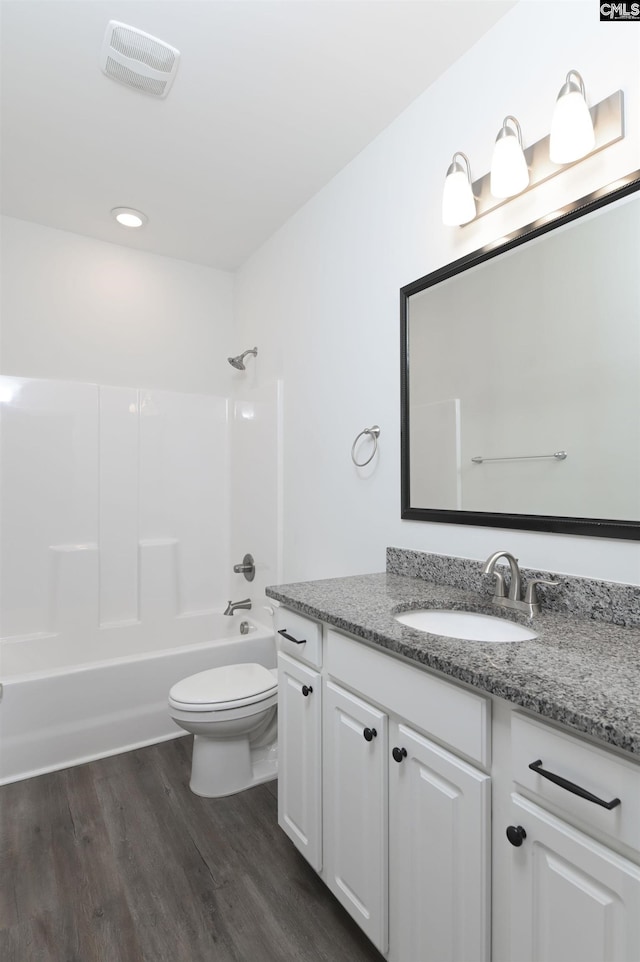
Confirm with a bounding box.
[363,727,377,742]
[506,825,527,847]
[301,685,313,697]
[392,747,408,763]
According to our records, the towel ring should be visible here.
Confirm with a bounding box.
[351,425,380,467]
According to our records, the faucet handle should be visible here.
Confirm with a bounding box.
[490,570,507,598]
[524,579,559,606]
[233,553,255,581]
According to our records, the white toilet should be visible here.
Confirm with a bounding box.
[168,662,278,798]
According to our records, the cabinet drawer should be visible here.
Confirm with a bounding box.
[326,630,490,768]
[511,712,640,851]
[274,607,322,668]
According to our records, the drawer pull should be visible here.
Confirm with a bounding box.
[278,629,306,645]
[392,747,407,763]
[363,727,377,742]
[528,759,621,810]
[301,685,313,697]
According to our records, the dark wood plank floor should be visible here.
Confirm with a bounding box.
[0,737,385,962]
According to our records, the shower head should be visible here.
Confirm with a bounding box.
[227,347,258,370]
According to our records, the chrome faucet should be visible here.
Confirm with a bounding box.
[224,598,252,616]
[482,550,558,617]
[482,550,522,604]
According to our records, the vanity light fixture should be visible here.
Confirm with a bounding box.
[490,116,529,199]
[549,70,596,164]
[111,207,148,228]
[445,71,624,226]
[442,152,476,226]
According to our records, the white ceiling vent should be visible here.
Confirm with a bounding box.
[100,21,180,98]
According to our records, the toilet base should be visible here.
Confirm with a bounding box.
[189,734,278,798]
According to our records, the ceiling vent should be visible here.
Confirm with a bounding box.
[100,21,180,98]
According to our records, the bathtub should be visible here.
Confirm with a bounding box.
[0,617,276,785]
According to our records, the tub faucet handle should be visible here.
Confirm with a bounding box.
[233,553,255,582]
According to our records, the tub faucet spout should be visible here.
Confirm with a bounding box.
[224,598,252,616]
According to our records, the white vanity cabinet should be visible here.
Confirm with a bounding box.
[274,608,323,872]
[324,630,491,961]
[275,608,491,962]
[323,680,389,951]
[274,603,640,962]
[277,652,322,870]
[506,713,640,962]
[389,721,490,962]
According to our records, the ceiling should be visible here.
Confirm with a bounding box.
[0,1,514,270]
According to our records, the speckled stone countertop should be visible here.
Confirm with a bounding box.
[266,571,640,758]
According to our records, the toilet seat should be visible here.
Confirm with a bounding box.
[169,663,277,713]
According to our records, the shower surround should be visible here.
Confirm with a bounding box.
[1,376,230,644]
[0,375,279,782]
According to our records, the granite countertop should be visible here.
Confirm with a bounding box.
[266,572,640,758]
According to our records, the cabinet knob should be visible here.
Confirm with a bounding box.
[363,727,377,742]
[506,825,527,847]
[392,747,407,763]
[301,685,313,697]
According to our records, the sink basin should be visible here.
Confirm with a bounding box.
[395,609,537,642]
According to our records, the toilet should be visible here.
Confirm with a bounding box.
[168,662,278,798]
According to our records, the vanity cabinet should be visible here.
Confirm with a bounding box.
[389,721,490,962]
[506,713,640,962]
[508,794,640,962]
[274,604,640,962]
[323,681,491,960]
[276,608,491,962]
[324,681,389,951]
[274,608,323,872]
[277,652,322,870]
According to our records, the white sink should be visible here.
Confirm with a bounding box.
[395,609,537,642]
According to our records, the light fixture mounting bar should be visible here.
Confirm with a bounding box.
[471,90,624,221]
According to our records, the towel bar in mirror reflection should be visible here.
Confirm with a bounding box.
[470,452,567,464]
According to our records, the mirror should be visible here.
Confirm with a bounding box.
[401,172,640,540]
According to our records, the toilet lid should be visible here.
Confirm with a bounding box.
[169,663,277,712]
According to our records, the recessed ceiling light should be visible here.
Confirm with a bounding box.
[112,207,148,228]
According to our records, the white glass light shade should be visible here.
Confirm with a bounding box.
[442,154,475,226]
[490,120,529,199]
[549,72,595,164]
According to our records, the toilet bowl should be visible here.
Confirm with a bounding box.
[169,662,278,798]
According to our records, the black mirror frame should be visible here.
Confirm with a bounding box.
[400,171,640,541]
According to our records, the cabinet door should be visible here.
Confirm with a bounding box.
[389,722,490,962]
[509,793,640,962]
[277,652,322,870]
[323,680,389,953]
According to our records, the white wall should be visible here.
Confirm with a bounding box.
[235,1,640,586]
[0,216,235,394]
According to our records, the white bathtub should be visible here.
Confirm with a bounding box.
[0,617,276,785]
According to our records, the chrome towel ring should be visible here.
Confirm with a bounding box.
[351,425,380,467]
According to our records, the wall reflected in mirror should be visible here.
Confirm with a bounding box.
[401,175,640,539]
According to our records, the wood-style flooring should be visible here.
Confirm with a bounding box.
[0,737,385,962]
